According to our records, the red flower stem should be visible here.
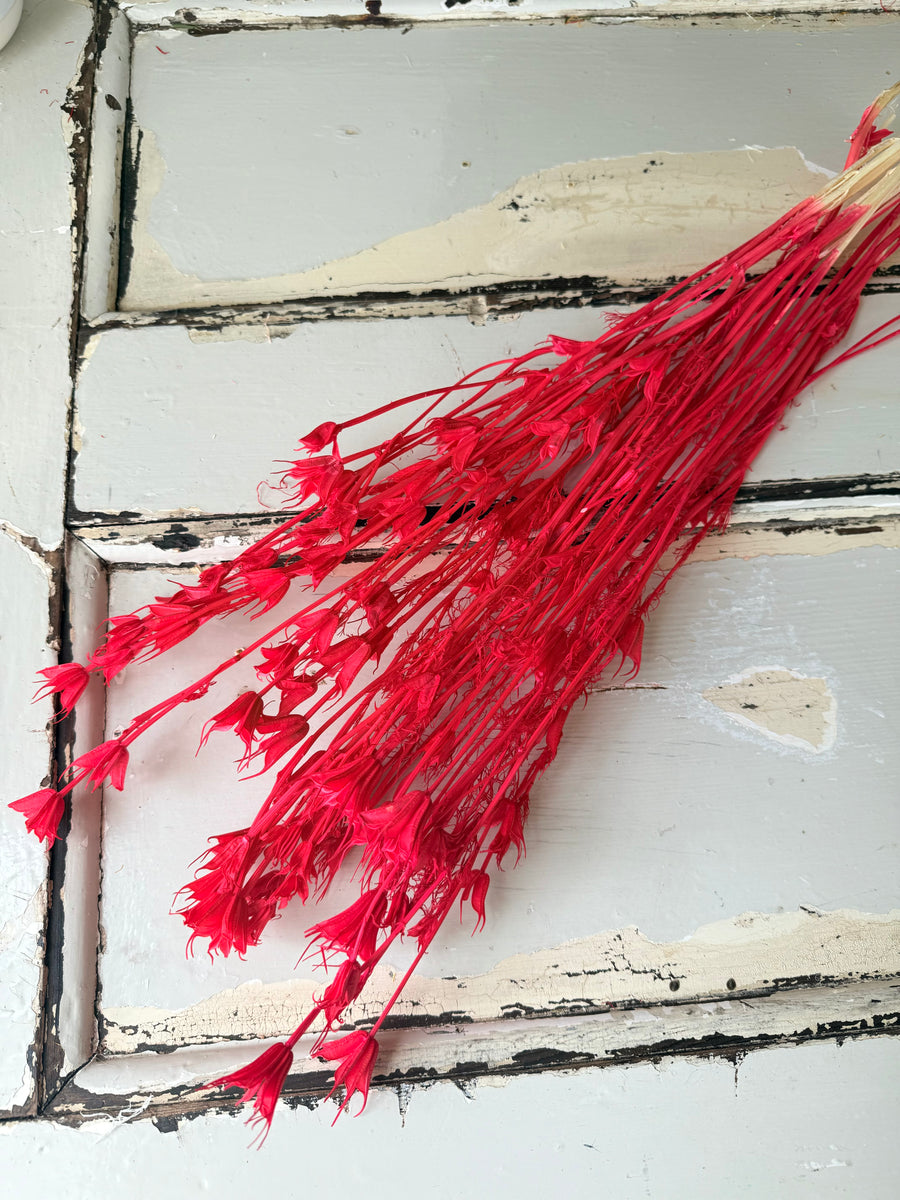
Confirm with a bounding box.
[284,1004,324,1051]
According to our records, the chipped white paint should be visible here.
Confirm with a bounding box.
[119,1,900,22]
[0,0,90,548]
[74,503,900,567]
[73,294,900,521]
[121,138,835,308]
[120,21,900,310]
[53,538,107,1076]
[0,1041,887,1200]
[0,532,57,1111]
[101,907,900,1052]
[704,668,837,754]
[79,5,130,321]
[0,0,92,1116]
[66,981,900,1112]
[1,6,897,1183]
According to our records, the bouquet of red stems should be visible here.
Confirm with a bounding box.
[11,86,900,1138]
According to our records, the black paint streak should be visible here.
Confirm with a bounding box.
[67,507,281,529]
[115,116,143,305]
[187,19,244,38]
[44,1004,900,1131]
[32,0,117,1118]
[66,506,145,526]
[150,524,203,552]
[735,472,900,505]
[82,271,900,358]
[511,1047,593,1069]
[833,524,884,536]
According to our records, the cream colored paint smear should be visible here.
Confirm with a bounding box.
[122,142,833,310]
[101,907,896,1053]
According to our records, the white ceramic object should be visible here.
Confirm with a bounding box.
[0,0,23,53]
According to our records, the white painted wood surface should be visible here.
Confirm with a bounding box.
[2,1040,896,1200]
[118,1,900,28]
[73,294,900,522]
[1,0,898,1186]
[88,529,899,1049]
[0,0,90,548]
[0,0,93,1115]
[120,21,900,310]
[0,534,55,1112]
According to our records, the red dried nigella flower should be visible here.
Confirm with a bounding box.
[200,692,264,750]
[317,959,372,1024]
[315,1031,379,1118]
[11,90,900,1140]
[8,788,65,845]
[300,420,341,453]
[33,663,90,716]
[73,738,130,791]
[204,1042,294,1142]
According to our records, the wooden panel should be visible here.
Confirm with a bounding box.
[27,1039,900,1200]
[120,1,898,23]
[119,20,900,310]
[73,295,900,524]
[0,0,94,1114]
[77,523,899,1053]
[0,534,56,1112]
[0,0,90,548]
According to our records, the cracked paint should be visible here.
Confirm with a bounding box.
[703,668,837,753]
[100,907,899,1053]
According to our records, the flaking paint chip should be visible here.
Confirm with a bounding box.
[703,667,836,753]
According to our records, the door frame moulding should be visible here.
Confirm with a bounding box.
[40,980,900,1129]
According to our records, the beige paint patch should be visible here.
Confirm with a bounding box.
[703,667,837,752]
[100,906,897,1053]
[121,140,836,311]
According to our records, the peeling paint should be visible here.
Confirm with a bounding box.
[120,143,834,311]
[100,908,900,1053]
[703,668,837,753]
[75,503,900,569]
[0,521,62,570]
[49,980,900,1133]
[187,324,294,345]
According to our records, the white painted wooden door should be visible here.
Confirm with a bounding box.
[2,2,899,1195]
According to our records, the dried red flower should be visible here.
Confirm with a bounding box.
[8,789,65,845]
[33,663,90,716]
[203,1041,294,1141]
[201,692,264,751]
[74,738,130,792]
[315,1031,379,1118]
[11,91,900,1137]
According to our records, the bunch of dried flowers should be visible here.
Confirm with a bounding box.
[11,87,900,1137]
